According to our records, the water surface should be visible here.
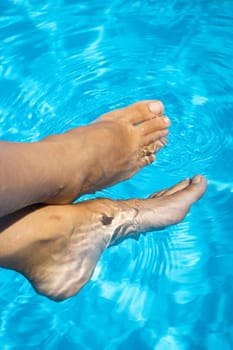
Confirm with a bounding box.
[0,1,233,349]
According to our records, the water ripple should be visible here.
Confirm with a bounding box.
[0,0,233,349]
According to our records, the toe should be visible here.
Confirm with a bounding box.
[126,100,164,123]
[148,101,164,115]
[135,175,207,231]
[163,179,191,196]
[144,129,169,146]
[147,136,168,153]
[150,189,168,198]
[140,153,156,166]
[169,175,207,206]
[160,137,168,146]
[138,116,170,135]
[147,140,163,154]
[100,100,164,124]
[150,178,191,198]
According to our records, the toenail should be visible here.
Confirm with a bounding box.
[149,101,163,115]
[193,175,202,184]
[164,117,170,123]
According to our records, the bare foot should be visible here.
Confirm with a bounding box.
[0,100,169,218]
[0,175,207,301]
[45,100,170,202]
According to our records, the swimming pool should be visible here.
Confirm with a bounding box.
[0,0,232,348]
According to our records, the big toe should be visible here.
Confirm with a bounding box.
[100,100,164,124]
[163,175,207,224]
[171,175,207,205]
[134,175,207,231]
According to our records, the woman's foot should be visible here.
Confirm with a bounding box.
[0,100,169,218]
[0,175,207,301]
[45,100,170,202]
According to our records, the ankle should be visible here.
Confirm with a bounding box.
[39,137,85,203]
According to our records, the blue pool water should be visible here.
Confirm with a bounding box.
[0,0,233,349]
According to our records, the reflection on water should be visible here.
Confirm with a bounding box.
[0,0,233,349]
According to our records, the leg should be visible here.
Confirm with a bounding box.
[0,100,169,218]
[0,175,207,301]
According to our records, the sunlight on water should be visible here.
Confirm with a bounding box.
[0,0,233,349]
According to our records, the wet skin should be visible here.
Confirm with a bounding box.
[0,176,207,301]
[0,100,169,217]
[0,100,207,301]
